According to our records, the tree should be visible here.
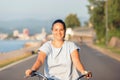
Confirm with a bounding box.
[108,0,120,30]
[88,0,120,44]
[88,0,106,43]
[65,14,81,28]
[107,0,120,38]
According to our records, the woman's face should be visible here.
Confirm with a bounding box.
[52,22,65,41]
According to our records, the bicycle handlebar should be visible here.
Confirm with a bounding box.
[26,71,86,80]
[31,71,48,80]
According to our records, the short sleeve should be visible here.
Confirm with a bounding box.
[69,42,80,54]
[38,41,51,55]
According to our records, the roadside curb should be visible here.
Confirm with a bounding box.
[87,44,120,62]
[0,54,37,71]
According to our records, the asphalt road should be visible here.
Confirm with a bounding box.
[0,43,120,80]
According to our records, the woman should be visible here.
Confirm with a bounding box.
[25,19,92,80]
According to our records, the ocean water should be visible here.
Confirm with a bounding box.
[0,40,36,53]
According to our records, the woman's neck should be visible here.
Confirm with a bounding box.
[52,40,64,48]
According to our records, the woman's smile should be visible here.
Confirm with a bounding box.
[52,23,65,40]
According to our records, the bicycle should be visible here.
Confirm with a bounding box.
[25,70,87,80]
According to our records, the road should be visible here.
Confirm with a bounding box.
[80,44,120,80]
[0,43,120,80]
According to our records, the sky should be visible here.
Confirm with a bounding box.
[0,0,90,21]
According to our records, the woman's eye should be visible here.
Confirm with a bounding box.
[53,29,64,32]
[55,29,58,31]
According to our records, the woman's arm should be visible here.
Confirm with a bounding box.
[71,49,92,79]
[25,51,46,76]
[71,49,85,74]
[31,51,46,70]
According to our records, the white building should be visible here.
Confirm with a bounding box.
[0,33,8,40]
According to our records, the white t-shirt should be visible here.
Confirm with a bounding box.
[39,40,80,80]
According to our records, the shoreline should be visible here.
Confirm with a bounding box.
[0,40,42,53]
[0,41,42,68]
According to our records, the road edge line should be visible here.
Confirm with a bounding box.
[0,54,37,71]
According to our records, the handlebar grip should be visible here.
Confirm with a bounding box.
[77,75,85,80]
[31,70,37,77]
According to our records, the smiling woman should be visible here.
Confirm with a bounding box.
[51,19,66,43]
[25,19,92,80]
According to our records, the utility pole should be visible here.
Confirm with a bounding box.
[92,0,108,45]
[105,0,108,45]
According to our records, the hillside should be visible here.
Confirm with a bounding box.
[0,19,52,35]
[0,17,88,35]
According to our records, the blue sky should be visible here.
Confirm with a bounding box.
[0,0,90,21]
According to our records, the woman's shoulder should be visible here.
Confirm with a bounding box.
[65,40,80,52]
[65,40,76,45]
[65,40,79,47]
[44,40,51,44]
[42,40,51,46]
[65,40,75,44]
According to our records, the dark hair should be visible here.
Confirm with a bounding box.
[51,19,66,31]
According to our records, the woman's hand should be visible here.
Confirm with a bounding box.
[25,69,33,78]
[82,71,92,79]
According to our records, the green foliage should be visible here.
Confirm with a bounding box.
[108,0,120,30]
[65,14,81,28]
[88,0,120,44]
[88,0,106,43]
[95,42,120,55]
[108,29,120,39]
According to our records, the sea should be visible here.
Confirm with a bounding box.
[0,40,39,53]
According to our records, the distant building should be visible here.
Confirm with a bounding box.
[72,27,96,43]
[33,28,47,41]
[23,28,29,36]
[12,28,30,40]
[13,30,19,38]
[0,33,8,40]
[12,28,48,40]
